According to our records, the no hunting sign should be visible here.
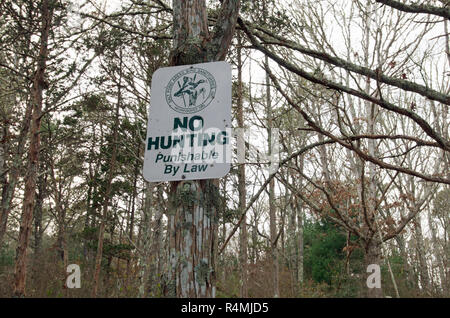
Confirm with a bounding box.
[143,61,232,182]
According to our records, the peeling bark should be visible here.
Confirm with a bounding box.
[167,181,219,297]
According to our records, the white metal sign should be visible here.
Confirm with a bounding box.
[143,61,231,182]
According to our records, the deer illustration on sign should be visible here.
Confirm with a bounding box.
[165,67,216,114]
[174,75,206,107]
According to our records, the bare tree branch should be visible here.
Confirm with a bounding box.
[375,0,450,20]
[265,65,450,185]
[250,24,450,106]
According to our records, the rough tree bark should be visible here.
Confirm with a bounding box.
[166,0,240,298]
[13,0,53,297]
[237,30,248,298]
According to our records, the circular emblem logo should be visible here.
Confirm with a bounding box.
[165,67,216,114]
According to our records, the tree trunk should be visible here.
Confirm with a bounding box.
[138,182,154,298]
[221,181,227,284]
[285,174,296,294]
[0,123,7,246]
[126,153,139,285]
[237,30,248,298]
[295,195,304,288]
[13,0,53,297]
[166,0,240,298]
[31,170,47,289]
[394,232,417,289]
[91,49,122,297]
[427,210,446,294]
[413,217,431,294]
[252,215,258,264]
[167,181,219,297]
[33,172,46,257]
[293,149,304,289]
[0,16,34,249]
[148,185,164,295]
[265,47,279,299]
[0,101,33,248]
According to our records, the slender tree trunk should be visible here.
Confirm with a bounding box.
[61,220,69,296]
[84,167,93,260]
[374,214,400,298]
[221,179,227,284]
[91,50,122,298]
[30,158,47,294]
[237,30,248,298]
[262,2,279,295]
[266,58,279,298]
[13,0,53,297]
[261,3,279,297]
[285,174,296,294]
[0,123,7,246]
[148,185,164,295]
[0,122,5,191]
[413,217,431,294]
[296,151,305,288]
[33,172,46,262]
[294,159,304,288]
[445,19,450,68]
[138,182,154,297]
[0,105,33,248]
[394,232,417,289]
[0,11,34,248]
[296,204,304,286]
[252,215,258,264]
[428,210,446,294]
[56,206,67,263]
[126,158,138,289]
